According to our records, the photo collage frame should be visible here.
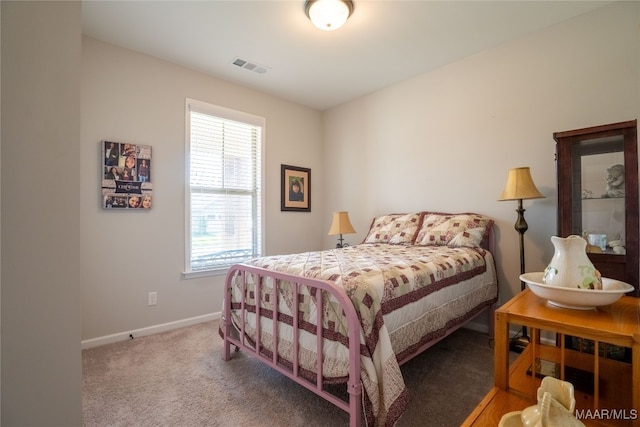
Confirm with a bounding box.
[101,141,153,209]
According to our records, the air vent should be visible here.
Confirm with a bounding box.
[231,57,270,75]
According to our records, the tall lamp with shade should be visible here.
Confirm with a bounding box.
[498,167,545,352]
[328,211,356,248]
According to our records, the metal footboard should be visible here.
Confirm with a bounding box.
[222,264,363,427]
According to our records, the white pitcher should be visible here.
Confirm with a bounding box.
[542,235,602,289]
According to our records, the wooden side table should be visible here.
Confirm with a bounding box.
[463,289,640,427]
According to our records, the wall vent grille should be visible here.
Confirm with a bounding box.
[232,57,269,74]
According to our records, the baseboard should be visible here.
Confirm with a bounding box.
[465,323,556,347]
[81,312,221,349]
[463,320,490,334]
[81,312,554,350]
[507,326,557,347]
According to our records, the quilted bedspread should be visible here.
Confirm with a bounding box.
[229,243,492,427]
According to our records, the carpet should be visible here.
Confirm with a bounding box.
[82,320,495,426]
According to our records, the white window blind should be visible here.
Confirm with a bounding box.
[185,99,263,274]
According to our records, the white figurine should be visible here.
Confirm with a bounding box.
[602,164,625,198]
[499,377,585,427]
[608,239,626,255]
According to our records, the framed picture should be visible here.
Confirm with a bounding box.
[101,140,153,209]
[281,164,310,212]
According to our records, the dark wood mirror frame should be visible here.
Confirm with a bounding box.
[554,120,638,297]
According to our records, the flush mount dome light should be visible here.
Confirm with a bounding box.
[304,0,354,31]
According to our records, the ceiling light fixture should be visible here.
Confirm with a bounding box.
[304,0,354,31]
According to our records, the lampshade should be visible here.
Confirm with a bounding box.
[328,211,356,235]
[304,0,354,31]
[498,167,544,201]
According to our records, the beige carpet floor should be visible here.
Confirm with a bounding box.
[82,320,496,426]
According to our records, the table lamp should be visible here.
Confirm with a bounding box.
[328,211,356,248]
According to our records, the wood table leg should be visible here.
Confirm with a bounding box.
[494,311,509,390]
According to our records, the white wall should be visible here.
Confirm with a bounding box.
[322,1,640,308]
[1,1,82,425]
[81,1,639,342]
[81,37,323,340]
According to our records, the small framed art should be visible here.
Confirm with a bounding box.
[101,140,153,209]
[281,164,310,212]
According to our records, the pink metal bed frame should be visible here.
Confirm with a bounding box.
[222,233,496,427]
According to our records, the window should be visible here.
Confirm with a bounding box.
[185,99,263,276]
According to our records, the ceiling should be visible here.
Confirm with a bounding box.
[82,1,612,111]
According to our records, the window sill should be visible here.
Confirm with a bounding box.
[182,268,229,280]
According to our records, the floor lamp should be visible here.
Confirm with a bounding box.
[498,167,545,353]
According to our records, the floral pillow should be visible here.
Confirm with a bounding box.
[363,213,423,245]
[415,213,494,248]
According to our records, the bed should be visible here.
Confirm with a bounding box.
[220,212,499,427]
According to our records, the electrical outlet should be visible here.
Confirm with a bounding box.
[148,292,157,306]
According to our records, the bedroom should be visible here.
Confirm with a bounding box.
[2,0,639,425]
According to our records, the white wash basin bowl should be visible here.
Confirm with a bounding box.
[520,272,634,310]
